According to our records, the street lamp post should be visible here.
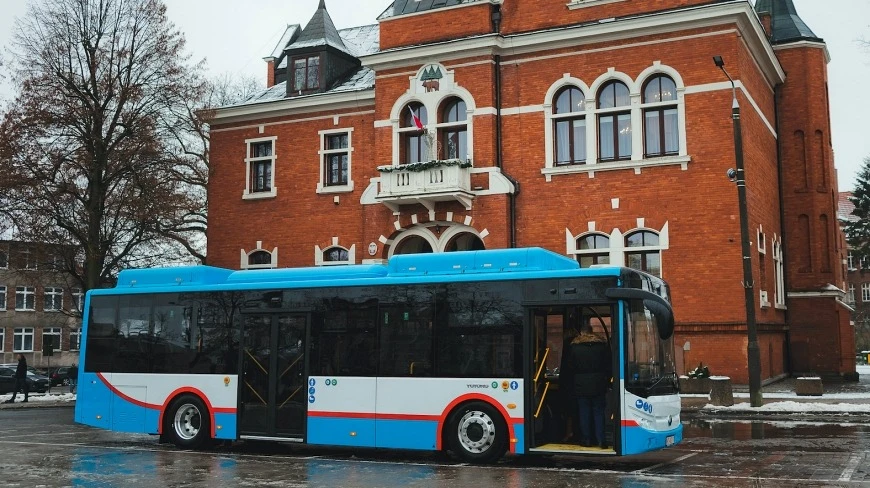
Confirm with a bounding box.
[713,55,763,407]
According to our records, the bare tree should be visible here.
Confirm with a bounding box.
[161,72,262,264]
[0,0,211,292]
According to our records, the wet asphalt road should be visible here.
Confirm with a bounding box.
[1,408,869,487]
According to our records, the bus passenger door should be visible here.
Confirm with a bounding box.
[239,313,308,440]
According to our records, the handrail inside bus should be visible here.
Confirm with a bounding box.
[534,381,550,419]
[534,347,549,383]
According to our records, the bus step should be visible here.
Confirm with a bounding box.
[240,435,304,443]
[530,443,614,455]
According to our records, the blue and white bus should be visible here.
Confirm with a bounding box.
[75,247,681,462]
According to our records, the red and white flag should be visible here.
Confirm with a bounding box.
[409,107,424,130]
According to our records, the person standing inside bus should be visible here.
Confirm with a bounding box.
[564,323,611,448]
[4,354,30,403]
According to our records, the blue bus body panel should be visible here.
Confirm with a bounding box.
[95,248,623,297]
[622,424,683,455]
[374,419,439,450]
[307,417,376,448]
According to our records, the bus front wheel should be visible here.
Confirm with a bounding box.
[447,401,508,464]
[166,394,210,450]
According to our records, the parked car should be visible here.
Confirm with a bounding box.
[47,366,74,387]
[0,366,50,394]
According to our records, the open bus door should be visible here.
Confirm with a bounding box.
[238,313,309,441]
[527,305,617,455]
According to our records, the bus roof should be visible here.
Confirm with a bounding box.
[103,247,630,294]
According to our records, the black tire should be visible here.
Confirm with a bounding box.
[165,394,210,450]
[447,401,508,464]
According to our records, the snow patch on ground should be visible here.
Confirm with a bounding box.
[0,392,76,403]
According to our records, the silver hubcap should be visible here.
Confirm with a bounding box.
[173,403,202,441]
[457,410,496,454]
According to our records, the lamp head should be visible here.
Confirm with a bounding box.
[713,56,725,68]
[726,168,737,182]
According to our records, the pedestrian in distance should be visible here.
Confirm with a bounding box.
[4,353,30,403]
[68,363,79,394]
[564,322,611,448]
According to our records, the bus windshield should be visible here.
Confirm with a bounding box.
[625,298,678,397]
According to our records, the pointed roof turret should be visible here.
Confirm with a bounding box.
[290,0,351,55]
[754,0,822,45]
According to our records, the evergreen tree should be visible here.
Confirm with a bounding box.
[846,157,870,260]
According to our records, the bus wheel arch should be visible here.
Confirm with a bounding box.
[444,400,508,464]
[163,393,211,450]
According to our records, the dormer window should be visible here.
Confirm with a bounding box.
[292,55,321,93]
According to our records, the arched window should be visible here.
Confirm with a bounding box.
[400,102,428,164]
[439,97,467,161]
[625,230,661,276]
[393,235,434,255]
[323,246,349,264]
[445,233,485,252]
[248,250,272,268]
[576,233,609,268]
[642,75,678,157]
[552,86,586,165]
[597,80,631,162]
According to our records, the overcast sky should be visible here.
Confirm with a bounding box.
[1,0,868,190]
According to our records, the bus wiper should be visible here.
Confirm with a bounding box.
[647,372,678,392]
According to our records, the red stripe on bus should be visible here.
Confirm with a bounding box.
[309,411,439,422]
[621,419,640,427]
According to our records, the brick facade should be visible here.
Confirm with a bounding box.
[208,0,855,383]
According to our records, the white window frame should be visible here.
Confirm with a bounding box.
[13,327,34,352]
[72,288,84,313]
[848,283,856,304]
[44,286,63,312]
[0,328,4,352]
[565,221,670,277]
[243,136,277,200]
[43,327,62,351]
[70,328,81,351]
[773,237,786,308]
[567,0,626,9]
[15,286,35,311]
[0,285,6,311]
[848,252,856,271]
[240,241,278,270]
[0,247,8,269]
[863,283,870,302]
[317,128,354,194]
[388,65,476,168]
[315,240,356,266]
[542,64,690,182]
[574,232,611,268]
[757,227,766,254]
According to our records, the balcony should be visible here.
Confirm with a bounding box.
[376,160,474,213]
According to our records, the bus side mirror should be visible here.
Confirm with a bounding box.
[644,299,675,340]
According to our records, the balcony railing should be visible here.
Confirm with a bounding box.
[376,161,474,212]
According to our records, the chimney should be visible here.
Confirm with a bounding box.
[265,58,276,88]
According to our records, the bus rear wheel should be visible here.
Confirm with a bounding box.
[166,394,210,450]
[447,401,508,464]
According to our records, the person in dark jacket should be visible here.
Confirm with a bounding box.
[563,323,611,448]
[4,354,29,403]
[68,364,79,394]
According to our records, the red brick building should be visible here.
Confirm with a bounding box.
[208,0,855,383]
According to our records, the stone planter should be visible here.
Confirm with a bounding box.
[795,376,823,396]
[679,376,712,394]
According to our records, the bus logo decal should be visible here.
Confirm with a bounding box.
[635,399,653,413]
[309,378,316,387]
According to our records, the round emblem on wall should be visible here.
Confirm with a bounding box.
[368,242,378,256]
